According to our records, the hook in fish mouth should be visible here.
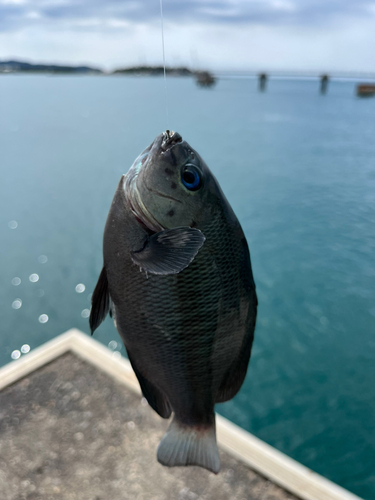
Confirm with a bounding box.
[161,130,183,152]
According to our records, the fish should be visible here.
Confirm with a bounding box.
[90,130,257,474]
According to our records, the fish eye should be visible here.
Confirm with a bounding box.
[181,165,201,191]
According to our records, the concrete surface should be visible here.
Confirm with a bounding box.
[0,352,298,500]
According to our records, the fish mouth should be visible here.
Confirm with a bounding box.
[161,130,183,153]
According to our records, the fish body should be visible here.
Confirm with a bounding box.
[90,131,257,473]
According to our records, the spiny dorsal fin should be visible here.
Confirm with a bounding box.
[89,267,110,335]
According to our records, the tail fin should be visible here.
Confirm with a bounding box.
[157,416,220,474]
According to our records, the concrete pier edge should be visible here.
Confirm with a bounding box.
[0,328,363,500]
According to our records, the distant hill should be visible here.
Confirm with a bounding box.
[0,61,216,85]
[0,60,103,74]
[112,66,193,76]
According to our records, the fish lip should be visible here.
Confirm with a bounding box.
[160,130,183,153]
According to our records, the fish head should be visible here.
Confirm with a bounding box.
[125,131,216,231]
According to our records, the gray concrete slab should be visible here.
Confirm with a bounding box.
[0,353,298,500]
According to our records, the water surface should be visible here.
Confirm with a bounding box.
[1,75,374,499]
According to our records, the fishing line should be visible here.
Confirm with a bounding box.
[159,0,169,129]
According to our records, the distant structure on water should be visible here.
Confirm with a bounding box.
[320,74,329,94]
[195,71,216,87]
[356,84,375,97]
[258,73,268,91]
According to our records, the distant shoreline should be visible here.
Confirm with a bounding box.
[0,60,103,74]
[0,61,200,77]
[2,60,374,82]
[112,66,193,76]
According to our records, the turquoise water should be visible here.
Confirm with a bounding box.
[1,75,374,499]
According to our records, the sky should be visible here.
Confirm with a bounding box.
[0,0,375,73]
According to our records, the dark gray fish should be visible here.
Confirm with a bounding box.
[90,131,257,474]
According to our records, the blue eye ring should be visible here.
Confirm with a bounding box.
[181,165,201,191]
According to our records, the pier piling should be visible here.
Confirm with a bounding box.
[259,73,268,91]
[320,74,329,94]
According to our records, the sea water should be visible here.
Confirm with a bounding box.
[1,75,374,499]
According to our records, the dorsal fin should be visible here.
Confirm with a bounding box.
[89,267,110,334]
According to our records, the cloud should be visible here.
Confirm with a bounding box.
[0,0,374,72]
[1,0,375,33]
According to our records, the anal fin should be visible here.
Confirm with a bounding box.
[127,351,171,419]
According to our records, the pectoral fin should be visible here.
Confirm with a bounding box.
[131,227,205,275]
